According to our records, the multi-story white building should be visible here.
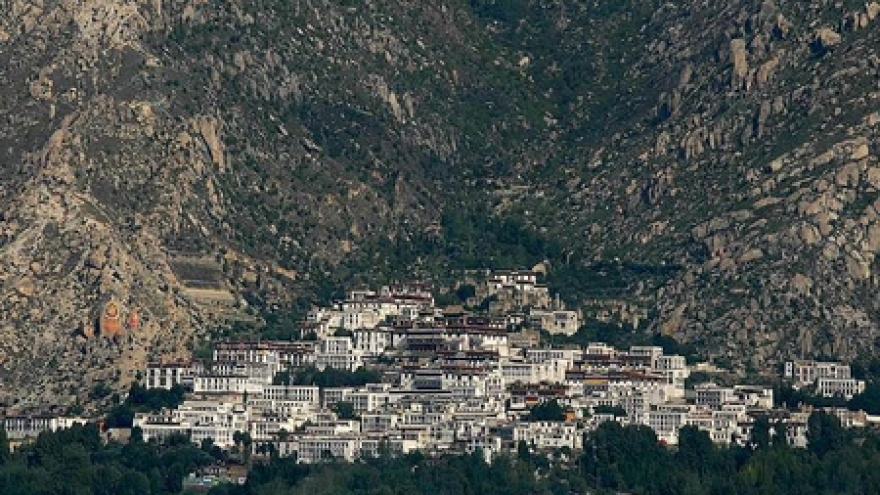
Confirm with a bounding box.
[3,416,90,440]
[654,355,689,399]
[569,370,672,416]
[260,385,320,404]
[527,310,580,336]
[249,414,301,442]
[525,348,582,365]
[641,405,689,445]
[361,413,401,433]
[732,386,775,409]
[816,377,866,399]
[247,397,316,420]
[135,399,249,448]
[353,327,393,355]
[629,346,664,368]
[194,373,268,395]
[307,284,436,336]
[281,436,361,463]
[785,360,854,387]
[144,361,201,390]
[341,310,381,331]
[315,337,364,371]
[444,328,510,357]
[686,408,741,445]
[306,309,342,338]
[322,387,357,408]
[213,341,317,370]
[499,360,567,385]
[277,433,420,464]
[612,385,667,420]
[513,421,584,450]
[694,383,736,410]
[210,361,274,384]
[584,342,617,358]
[473,270,554,312]
[345,389,392,413]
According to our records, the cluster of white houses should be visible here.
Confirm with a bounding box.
[131,339,873,463]
[1,275,874,462]
[784,360,866,398]
[128,278,874,462]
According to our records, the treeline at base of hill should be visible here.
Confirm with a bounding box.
[0,423,214,495]
[4,411,880,495]
[216,413,880,495]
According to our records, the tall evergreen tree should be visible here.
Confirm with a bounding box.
[0,426,9,465]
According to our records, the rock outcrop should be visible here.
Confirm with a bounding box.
[7,0,880,401]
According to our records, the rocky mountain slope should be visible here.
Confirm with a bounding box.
[516,0,880,370]
[2,0,880,405]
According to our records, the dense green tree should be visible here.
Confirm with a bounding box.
[11,407,880,495]
[233,431,253,466]
[200,438,226,462]
[271,370,289,385]
[517,440,531,461]
[289,366,382,388]
[750,416,772,450]
[0,421,212,495]
[333,401,359,420]
[776,384,848,409]
[107,384,188,429]
[126,383,187,411]
[592,405,627,417]
[808,411,849,458]
[526,399,566,421]
[849,382,880,414]
[582,421,673,493]
[192,419,880,495]
[106,403,135,428]
[739,446,817,494]
[676,426,715,476]
[0,426,9,465]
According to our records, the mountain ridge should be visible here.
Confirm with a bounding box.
[3,0,880,405]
